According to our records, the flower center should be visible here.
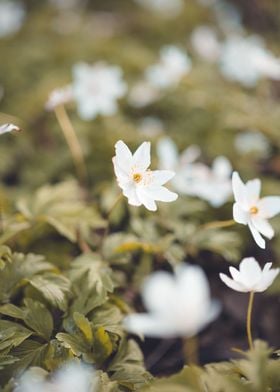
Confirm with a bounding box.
[133,173,142,183]
[250,206,259,215]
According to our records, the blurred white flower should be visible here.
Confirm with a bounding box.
[232,171,280,249]
[157,137,232,207]
[124,264,220,337]
[0,123,21,135]
[145,46,191,89]
[49,0,80,10]
[220,257,279,292]
[45,85,74,111]
[112,140,178,211]
[137,117,164,137]
[220,35,280,87]
[190,26,221,62]
[134,0,184,18]
[72,62,127,120]
[0,1,25,38]
[128,81,160,108]
[234,131,270,157]
[16,362,96,392]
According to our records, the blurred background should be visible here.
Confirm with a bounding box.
[0,0,280,376]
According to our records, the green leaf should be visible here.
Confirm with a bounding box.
[73,312,93,344]
[56,332,88,356]
[22,299,53,341]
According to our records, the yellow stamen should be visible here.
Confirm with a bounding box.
[250,206,259,215]
[133,173,142,183]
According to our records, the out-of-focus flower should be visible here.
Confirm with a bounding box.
[124,264,220,337]
[0,123,21,135]
[72,62,127,120]
[232,171,280,249]
[49,0,80,10]
[16,362,96,392]
[0,1,25,38]
[219,257,279,292]
[220,35,280,87]
[45,85,74,111]
[134,0,184,18]
[190,26,221,62]
[157,137,232,207]
[234,130,270,157]
[112,140,178,211]
[137,117,165,137]
[145,46,191,89]
[128,81,160,108]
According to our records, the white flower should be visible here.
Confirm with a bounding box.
[128,81,160,108]
[157,137,232,207]
[72,62,127,120]
[190,26,221,62]
[219,257,279,293]
[0,1,25,38]
[234,131,270,157]
[137,117,164,137]
[0,123,21,135]
[232,171,280,249]
[16,362,96,392]
[112,140,178,211]
[145,46,191,89]
[134,0,184,18]
[220,35,280,87]
[124,264,220,338]
[45,85,73,111]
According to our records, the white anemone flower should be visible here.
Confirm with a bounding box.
[190,26,221,62]
[145,46,191,89]
[112,140,178,211]
[0,123,21,135]
[128,81,160,108]
[220,35,280,87]
[157,137,232,207]
[134,0,184,18]
[16,362,96,392]
[124,264,220,338]
[45,85,73,111]
[219,257,279,293]
[232,171,280,249]
[72,62,127,120]
[0,1,25,38]
[234,131,270,157]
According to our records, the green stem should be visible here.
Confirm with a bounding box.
[246,291,255,350]
[200,219,235,230]
[183,336,199,365]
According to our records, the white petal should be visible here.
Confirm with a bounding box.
[114,140,133,173]
[212,156,232,179]
[152,170,175,185]
[254,268,279,292]
[145,186,178,202]
[124,314,176,337]
[245,179,261,204]
[157,137,178,170]
[239,257,262,287]
[0,123,20,135]
[219,273,247,292]
[123,184,142,206]
[142,272,176,313]
[233,203,249,224]
[262,262,272,273]
[132,141,151,170]
[232,171,246,205]
[229,266,242,282]
[257,196,280,218]
[251,217,274,239]
[248,221,266,249]
[136,188,157,211]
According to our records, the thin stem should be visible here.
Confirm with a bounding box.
[200,219,235,230]
[107,193,123,219]
[183,336,199,365]
[246,291,255,350]
[54,105,87,185]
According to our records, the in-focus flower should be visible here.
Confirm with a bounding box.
[219,257,279,292]
[112,140,178,211]
[72,62,127,120]
[157,137,232,207]
[0,1,25,38]
[0,123,21,135]
[134,0,184,18]
[220,35,280,87]
[145,46,191,89]
[190,25,221,62]
[16,362,96,392]
[234,130,270,157]
[45,85,73,111]
[124,264,220,337]
[232,171,280,249]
